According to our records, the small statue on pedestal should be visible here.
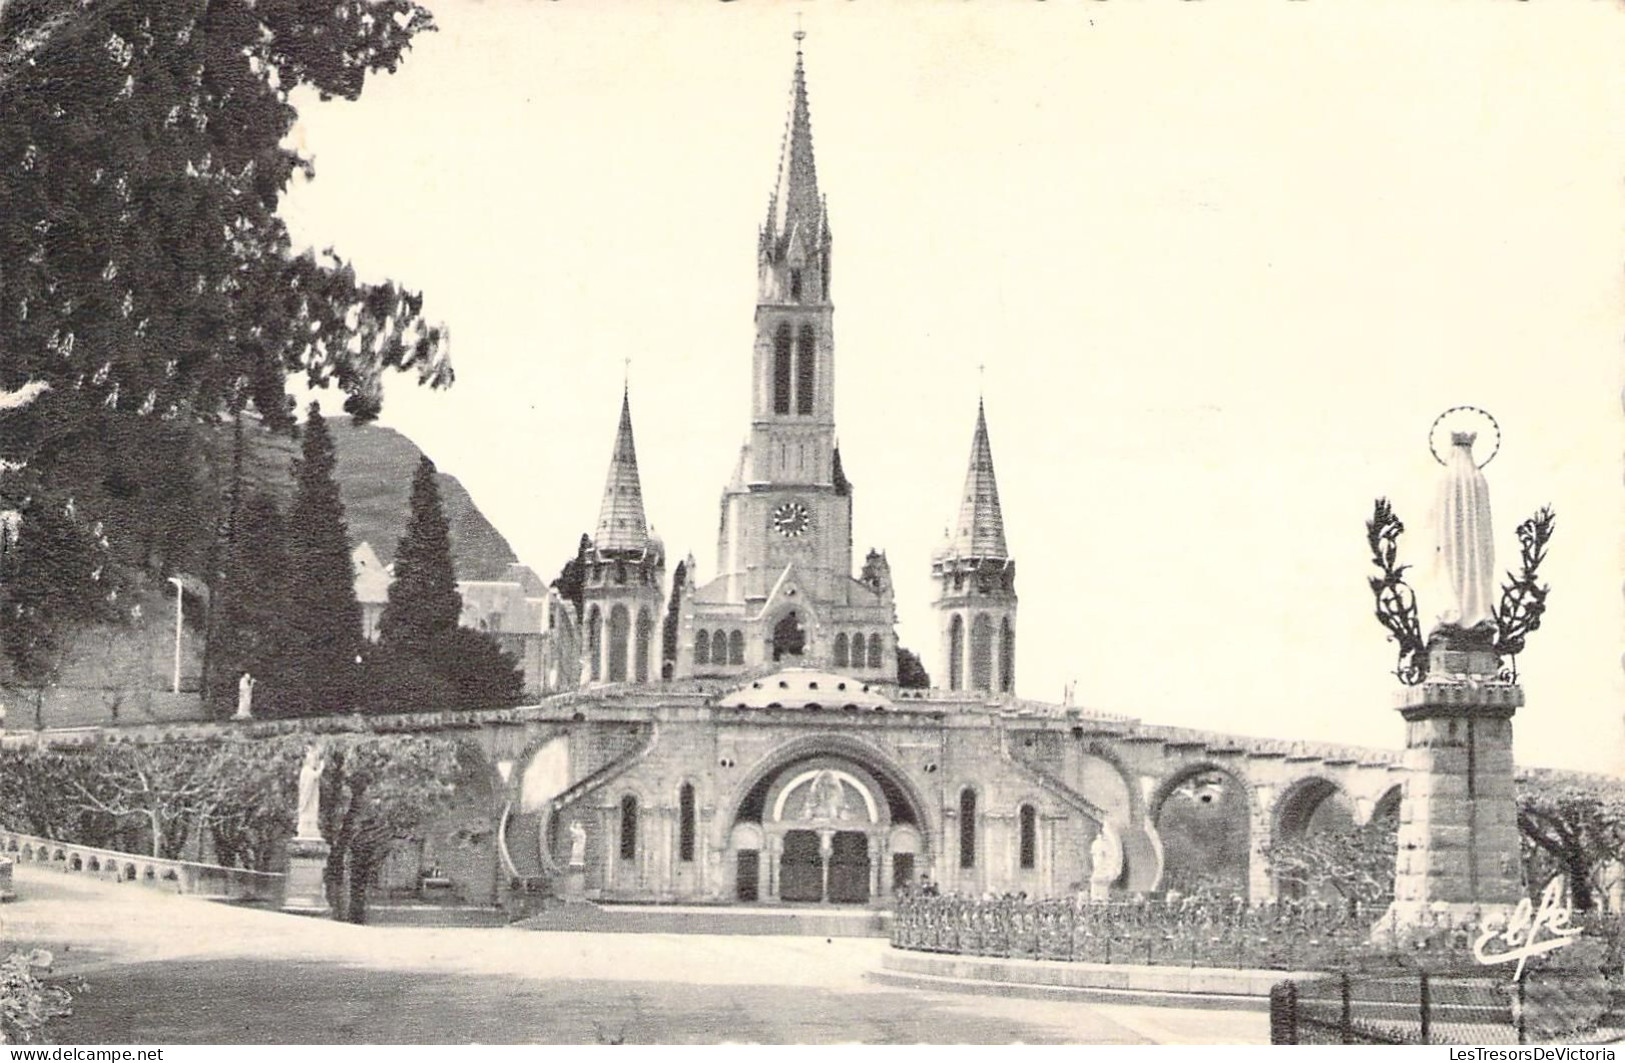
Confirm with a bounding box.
[296,743,327,841]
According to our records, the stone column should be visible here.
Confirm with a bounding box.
[819,830,833,903]
[1377,634,1525,939]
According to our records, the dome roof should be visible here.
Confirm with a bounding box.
[716,669,894,712]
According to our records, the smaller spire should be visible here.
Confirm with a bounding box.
[948,399,1009,559]
[593,388,650,553]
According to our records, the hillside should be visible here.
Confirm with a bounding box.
[238,417,518,582]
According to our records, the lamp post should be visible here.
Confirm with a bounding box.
[166,576,184,694]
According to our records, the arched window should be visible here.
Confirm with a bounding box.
[833,633,849,667]
[634,608,653,683]
[999,618,1015,693]
[796,324,816,415]
[790,269,803,302]
[850,633,865,669]
[728,630,744,665]
[867,634,882,670]
[619,795,638,861]
[948,614,964,691]
[1019,804,1037,870]
[959,788,977,869]
[970,614,993,692]
[712,630,727,665]
[607,604,630,682]
[587,606,603,682]
[678,783,696,863]
[695,629,710,666]
[773,323,792,415]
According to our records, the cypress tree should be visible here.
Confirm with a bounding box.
[274,403,362,716]
[379,457,462,656]
[662,559,686,674]
[209,492,289,717]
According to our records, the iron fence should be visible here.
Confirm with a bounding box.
[1271,970,1622,1045]
[891,893,1375,969]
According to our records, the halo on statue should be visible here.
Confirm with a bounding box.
[1428,405,1500,469]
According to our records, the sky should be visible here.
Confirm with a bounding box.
[278,1,1625,775]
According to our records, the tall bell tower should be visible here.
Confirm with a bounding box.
[715,40,853,607]
[680,39,898,682]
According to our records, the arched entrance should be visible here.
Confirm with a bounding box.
[727,749,925,905]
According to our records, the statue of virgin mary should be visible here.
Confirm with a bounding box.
[1431,431,1497,635]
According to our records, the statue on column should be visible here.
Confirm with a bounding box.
[1365,407,1554,683]
[295,743,327,840]
[568,820,587,867]
[1430,431,1497,637]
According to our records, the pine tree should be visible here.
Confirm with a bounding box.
[273,403,362,717]
[378,457,462,656]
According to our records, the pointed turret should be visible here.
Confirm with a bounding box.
[580,387,665,686]
[594,389,650,554]
[932,400,1017,695]
[949,400,1009,560]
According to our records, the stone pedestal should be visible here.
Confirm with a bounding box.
[0,857,14,903]
[1374,637,1526,942]
[563,865,587,903]
[282,837,332,917]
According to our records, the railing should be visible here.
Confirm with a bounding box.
[1271,970,1622,1045]
[891,893,1376,970]
[0,829,282,904]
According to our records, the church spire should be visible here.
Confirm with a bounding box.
[759,41,831,305]
[593,388,650,554]
[950,399,1009,559]
[767,45,821,246]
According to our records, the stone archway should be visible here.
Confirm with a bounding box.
[717,735,933,905]
[1271,776,1357,901]
[1151,764,1253,900]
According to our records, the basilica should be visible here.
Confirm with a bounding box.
[381,47,1403,912]
[575,46,1013,697]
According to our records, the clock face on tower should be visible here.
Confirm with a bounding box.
[772,500,813,539]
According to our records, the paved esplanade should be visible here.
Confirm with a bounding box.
[5,866,1265,1044]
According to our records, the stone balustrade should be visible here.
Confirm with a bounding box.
[0,829,283,904]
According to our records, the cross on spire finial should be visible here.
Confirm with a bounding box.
[623,355,631,389]
[793,13,805,49]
